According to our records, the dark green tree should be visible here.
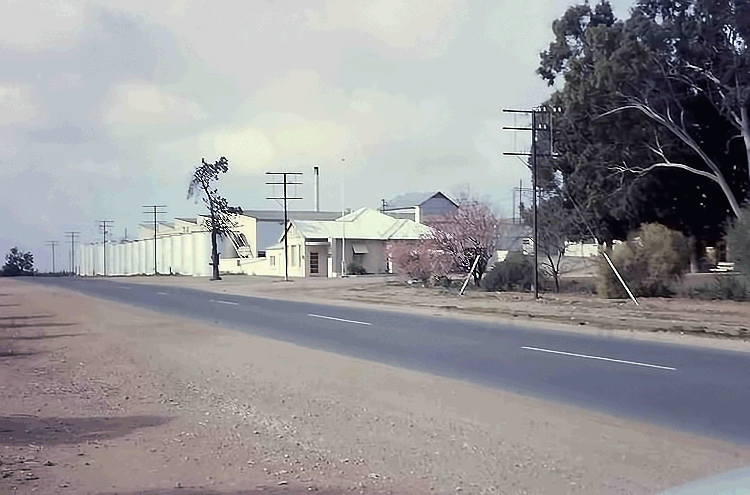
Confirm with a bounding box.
[538,0,750,248]
[2,247,35,276]
[188,157,243,281]
[726,205,750,285]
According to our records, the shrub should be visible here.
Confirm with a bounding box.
[726,206,750,286]
[679,274,748,301]
[482,251,534,292]
[597,223,689,298]
[347,262,367,276]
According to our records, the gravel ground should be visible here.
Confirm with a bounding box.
[2,278,750,495]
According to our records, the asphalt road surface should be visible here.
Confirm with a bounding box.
[28,277,750,446]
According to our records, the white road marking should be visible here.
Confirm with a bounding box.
[119,286,131,290]
[157,292,169,296]
[210,299,239,306]
[521,346,676,371]
[308,314,372,326]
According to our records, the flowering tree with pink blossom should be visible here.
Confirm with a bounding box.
[388,200,501,287]
[426,201,501,286]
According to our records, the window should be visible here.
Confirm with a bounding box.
[290,246,297,266]
[270,256,275,267]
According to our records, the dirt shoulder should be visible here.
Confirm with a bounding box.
[3,278,750,495]
[115,274,750,353]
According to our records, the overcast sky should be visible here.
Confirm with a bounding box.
[1,0,631,272]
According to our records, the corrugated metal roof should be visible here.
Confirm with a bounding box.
[291,207,432,241]
[384,191,458,209]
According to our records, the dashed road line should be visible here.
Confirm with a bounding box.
[210,299,239,306]
[521,346,676,371]
[308,313,372,326]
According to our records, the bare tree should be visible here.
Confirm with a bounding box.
[522,195,576,292]
[187,157,242,281]
[427,201,501,286]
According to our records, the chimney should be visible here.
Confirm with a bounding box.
[313,166,320,212]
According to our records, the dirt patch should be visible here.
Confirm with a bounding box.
[3,278,750,495]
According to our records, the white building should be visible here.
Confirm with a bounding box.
[79,207,432,278]
[79,216,255,277]
[245,207,433,278]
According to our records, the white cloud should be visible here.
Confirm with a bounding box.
[211,128,276,169]
[154,67,454,178]
[0,0,91,51]
[46,72,84,93]
[253,70,451,151]
[307,0,467,57]
[101,81,207,125]
[69,158,124,180]
[0,81,45,126]
[0,128,17,157]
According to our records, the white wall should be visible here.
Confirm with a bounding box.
[138,239,148,275]
[79,229,230,277]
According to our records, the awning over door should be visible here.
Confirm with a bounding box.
[352,243,369,254]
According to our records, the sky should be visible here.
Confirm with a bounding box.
[1,0,632,272]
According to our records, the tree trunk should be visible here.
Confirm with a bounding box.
[211,230,221,281]
[547,253,560,292]
[688,235,699,274]
[741,106,750,201]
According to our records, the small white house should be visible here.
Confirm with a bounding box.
[245,207,433,278]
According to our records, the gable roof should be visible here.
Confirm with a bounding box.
[383,191,459,210]
[289,207,432,242]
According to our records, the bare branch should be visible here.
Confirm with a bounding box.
[598,102,743,218]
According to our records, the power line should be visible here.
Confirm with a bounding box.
[142,205,168,275]
[45,241,59,274]
[64,231,80,276]
[97,221,113,276]
[266,172,303,282]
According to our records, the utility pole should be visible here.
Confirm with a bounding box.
[46,241,59,274]
[341,158,347,277]
[142,205,167,275]
[266,172,303,282]
[503,106,556,299]
[381,199,387,213]
[97,221,113,276]
[64,231,80,275]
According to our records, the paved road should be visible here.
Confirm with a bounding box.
[27,277,750,445]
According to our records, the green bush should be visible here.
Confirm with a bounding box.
[347,262,367,275]
[684,275,748,301]
[597,223,689,298]
[482,251,534,292]
[726,206,750,286]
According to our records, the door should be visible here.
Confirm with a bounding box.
[307,248,328,277]
[309,251,320,275]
